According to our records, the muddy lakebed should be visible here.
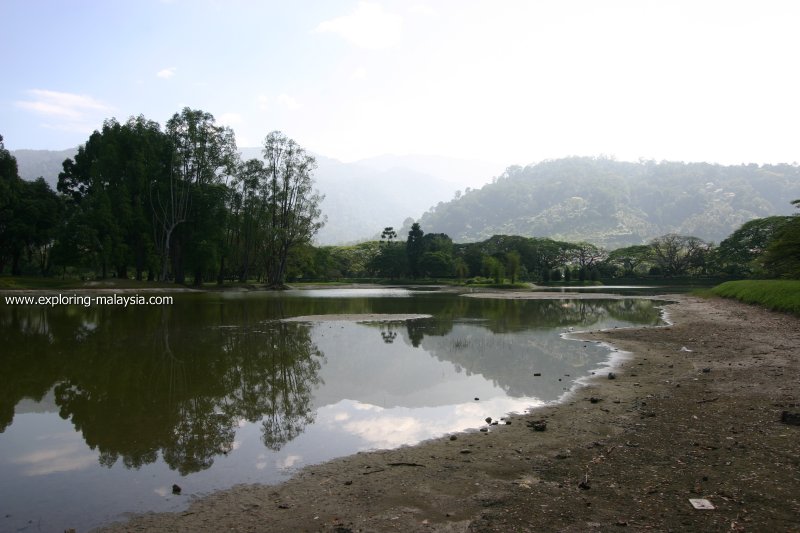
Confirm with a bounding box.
[0,287,667,531]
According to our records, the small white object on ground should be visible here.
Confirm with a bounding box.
[689,498,715,510]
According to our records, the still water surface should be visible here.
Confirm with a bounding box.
[0,289,663,531]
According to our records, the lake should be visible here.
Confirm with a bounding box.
[0,288,664,531]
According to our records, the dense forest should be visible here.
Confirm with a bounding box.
[2,110,799,284]
[1,109,323,286]
[412,157,800,247]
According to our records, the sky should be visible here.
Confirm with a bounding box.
[2,0,799,166]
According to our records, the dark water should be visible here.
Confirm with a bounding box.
[0,289,663,531]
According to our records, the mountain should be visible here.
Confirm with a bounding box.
[353,154,501,189]
[413,157,800,248]
[13,147,468,245]
[11,148,77,187]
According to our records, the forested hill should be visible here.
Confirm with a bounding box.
[414,157,800,248]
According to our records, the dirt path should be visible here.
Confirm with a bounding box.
[97,295,800,532]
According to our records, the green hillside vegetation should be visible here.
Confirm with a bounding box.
[414,157,800,247]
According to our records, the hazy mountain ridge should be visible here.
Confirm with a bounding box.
[413,157,800,247]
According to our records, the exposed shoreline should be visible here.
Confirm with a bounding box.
[96,294,800,532]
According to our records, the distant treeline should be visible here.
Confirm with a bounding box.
[300,213,799,284]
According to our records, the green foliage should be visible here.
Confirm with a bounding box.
[505,251,521,283]
[416,157,800,247]
[482,255,505,284]
[711,280,800,315]
[649,234,712,277]
[258,131,324,287]
[717,216,792,276]
[1,136,61,276]
[406,222,424,278]
[606,244,653,276]
[419,250,453,278]
[369,236,407,279]
[760,200,800,278]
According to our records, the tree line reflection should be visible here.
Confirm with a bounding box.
[0,293,662,475]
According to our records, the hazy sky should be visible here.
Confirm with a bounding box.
[3,0,799,166]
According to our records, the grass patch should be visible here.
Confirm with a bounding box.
[710,279,800,316]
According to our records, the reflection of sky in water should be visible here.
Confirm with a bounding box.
[286,288,412,298]
[0,294,662,532]
[316,397,542,450]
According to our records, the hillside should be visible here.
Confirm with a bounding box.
[413,157,800,247]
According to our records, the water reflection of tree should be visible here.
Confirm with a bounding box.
[399,298,663,399]
[218,321,322,451]
[0,306,70,432]
[0,302,324,475]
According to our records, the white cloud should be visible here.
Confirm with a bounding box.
[352,66,368,80]
[218,112,243,127]
[16,89,113,120]
[157,67,176,79]
[409,3,437,17]
[315,2,403,49]
[277,93,301,111]
[257,93,302,112]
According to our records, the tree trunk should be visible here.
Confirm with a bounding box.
[217,256,225,285]
[11,250,21,275]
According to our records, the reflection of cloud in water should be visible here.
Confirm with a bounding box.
[13,438,96,476]
[276,454,302,470]
[256,453,267,470]
[320,397,543,449]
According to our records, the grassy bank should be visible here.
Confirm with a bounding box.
[710,279,800,316]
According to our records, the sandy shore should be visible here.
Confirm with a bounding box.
[97,294,800,532]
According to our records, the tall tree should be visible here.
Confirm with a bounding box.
[260,131,324,287]
[718,216,792,276]
[229,158,268,282]
[606,245,653,277]
[505,251,521,283]
[2,135,61,275]
[58,117,169,279]
[162,108,237,284]
[406,222,424,278]
[649,234,712,276]
[0,134,21,273]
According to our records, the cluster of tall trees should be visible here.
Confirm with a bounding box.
[0,135,61,275]
[0,109,324,286]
